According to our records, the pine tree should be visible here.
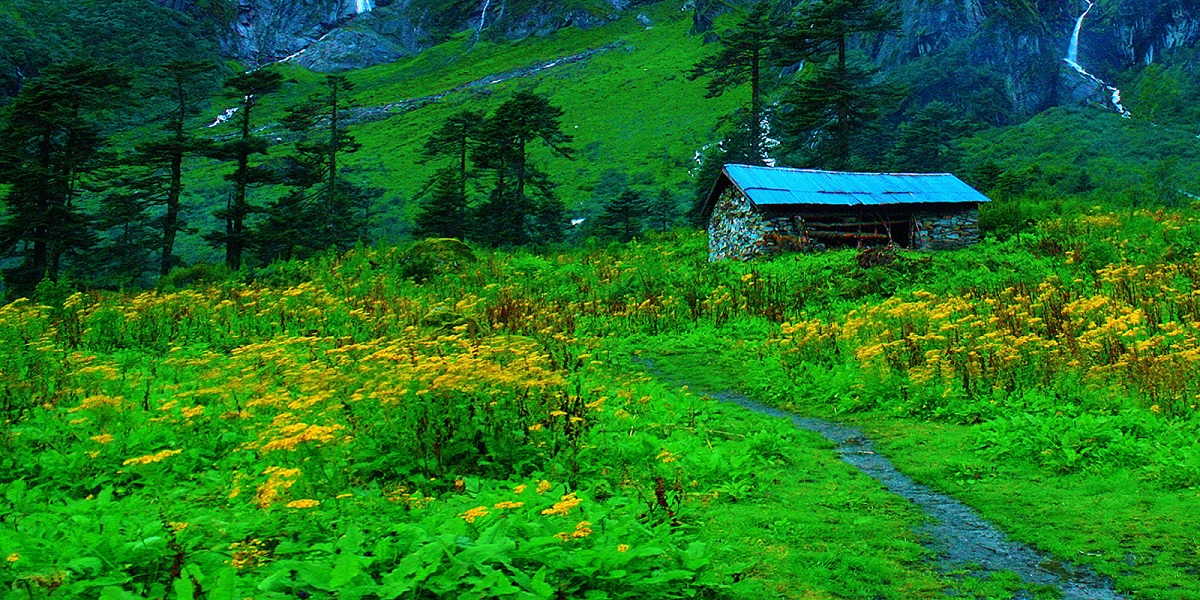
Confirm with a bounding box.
[689,1,783,163]
[206,69,283,269]
[414,110,483,240]
[414,167,472,239]
[777,0,899,170]
[890,101,968,172]
[90,174,160,287]
[0,61,129,296]
[109,59,217,277]
[646,188,682,233]
[688,115,763,225]
[594,189,648,242]
[472,91,572,247]
[254,74,368,263]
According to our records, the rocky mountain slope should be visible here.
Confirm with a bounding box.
[154,0,656,70]
[145,0,1200,122]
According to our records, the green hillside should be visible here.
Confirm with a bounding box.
[175,4,733,261]
[170,1,1200,264]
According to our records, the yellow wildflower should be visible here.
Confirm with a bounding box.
[90,434,113,445]
[617,544,630,553]
[285,499,320,509]
[254,467,302,508]
[494,501,525,510]
[536,480,552,494]
[1150,405,1162,414]
[528,423,545,432]
[168,522,189,532]
[5,552,18,563]
[228,540,271,571]
[541,493,581,516]
[69,394,124,413]
[513,484,528,495]
[571,521,593,539]
[459,506,489,523]
[122,449,182,466]
[549,410,567,417]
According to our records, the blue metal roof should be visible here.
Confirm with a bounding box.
[723,164,991,207]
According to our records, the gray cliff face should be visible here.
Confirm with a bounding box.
[228,0,363,65]
[872,0,1199,118]
[152,0,1198,106]
[1082,0,1200,68]
[153,0,653,71]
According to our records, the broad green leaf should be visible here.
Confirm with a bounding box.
[329,552,362,588]
[173,575,195,600]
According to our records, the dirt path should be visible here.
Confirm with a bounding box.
[711,391,1125,599]
[636,360,1125,598]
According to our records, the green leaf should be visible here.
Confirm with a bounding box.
[4,479,25,503]
[98,588,140,600]
[173,575,196,600]
[256,567,296,592]
[528,567,554,597]
[209,566,238,600]
[329,552,362,588]
[66,556,104,575]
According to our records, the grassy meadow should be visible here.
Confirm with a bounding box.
[3,201,1200,598]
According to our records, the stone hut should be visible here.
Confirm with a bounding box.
[701,164,991,261]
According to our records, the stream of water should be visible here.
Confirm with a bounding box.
[478,0,492,37]
[1064,0,1131,118]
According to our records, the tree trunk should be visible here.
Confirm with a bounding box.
[750,47,762,162]
[228,97,253,270]
[835,32,849,170]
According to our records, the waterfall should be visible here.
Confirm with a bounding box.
[477,0,492,38]
[1063,0,1131,118]
[355,0,373,14]
[208,106,239,128]
[1065,1,1092,65]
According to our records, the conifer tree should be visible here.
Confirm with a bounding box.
[646,188,682,233]
[113,59,217,277]
[206,69,283,269]
[254,74,368,263]
[890,101,968,172]
[414,110,484,239]
[595,189,648,242]
[422,110,484,191]
[472,91,572,247]
[414,167,472,240]
[777,0,899,170]
[689,1,783,163]
[0,61,128,296]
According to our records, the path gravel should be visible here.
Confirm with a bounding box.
[635,359,1125,599]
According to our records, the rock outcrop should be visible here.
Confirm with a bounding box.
[147,0,1199,106]
[153,0,656,71]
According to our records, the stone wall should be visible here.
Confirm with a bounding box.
[708,190,807,261]
[913,209,980,250]
[708,189,766,261]
[710,191,982,260]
